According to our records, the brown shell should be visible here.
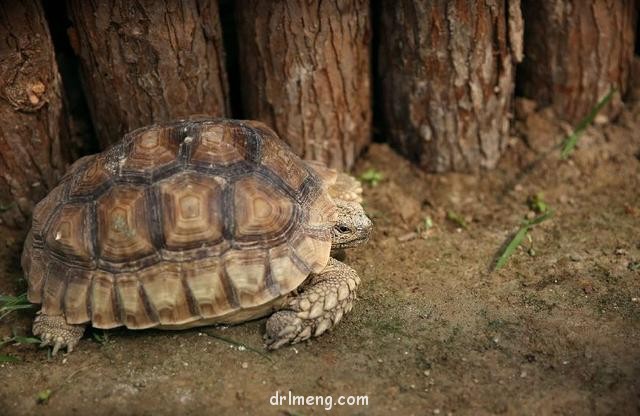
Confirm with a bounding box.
[22,119,337,329]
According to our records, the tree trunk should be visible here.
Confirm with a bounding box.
[0,0,69,228]
[378,0,523,173]
[235,0,371,171]
[518,0,638,123]
[67,0,230,148]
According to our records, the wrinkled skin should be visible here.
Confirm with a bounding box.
[264,196,372,349]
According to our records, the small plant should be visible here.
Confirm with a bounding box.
[0,331,41,364]
[0,334,41,348]
[37,389,52,404]
[561,88,614,159]
[415,216,434,238]
[359,168,383,186]
[92,331,110,345]
[0,293,34,321]
[0,202,14,212]
[446,211,467,229]
[494,211,553,271]
[527,193,549,214]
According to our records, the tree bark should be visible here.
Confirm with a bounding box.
[518,0,638,123]
[67,0,230,148]
[378,0,523,173]
[0,0,69,228]
[235,0,372,171]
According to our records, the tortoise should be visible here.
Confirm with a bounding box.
[21,118,372,355]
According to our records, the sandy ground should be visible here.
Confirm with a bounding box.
[0,96,639,416]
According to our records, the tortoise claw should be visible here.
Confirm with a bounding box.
[32,314,85,356]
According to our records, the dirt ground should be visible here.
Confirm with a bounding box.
[1,94,639,415]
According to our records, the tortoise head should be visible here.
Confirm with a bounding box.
[331,199,372,249]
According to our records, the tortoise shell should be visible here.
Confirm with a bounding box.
[21,119,337,329]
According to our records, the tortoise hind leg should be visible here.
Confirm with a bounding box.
[264,258,360,349]
[33,313,86,355]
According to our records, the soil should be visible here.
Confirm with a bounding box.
[1,96,639,415]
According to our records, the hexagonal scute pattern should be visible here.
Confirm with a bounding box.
[31,184,64,236]
[123,128,180,173]
[190,123,247,166]
[22,118,340,330]
[97,185,154,263]
[68,155,112,198]
[259,130,309,192]
[45,203,94,263]
[233,176,295,241]
[159,172,224,250]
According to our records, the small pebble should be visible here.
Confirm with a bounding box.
[423,370,430,377]
[569,254,583,262]
[241,362,248,369]
[397,232,418,242]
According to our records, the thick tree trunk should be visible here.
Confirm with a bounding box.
[0,0,69,228]
[236,0,371,171]
[518,0,638,123]
[378,0,523,173]
[67,0,230,148]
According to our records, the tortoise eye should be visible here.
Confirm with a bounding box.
[337,225,350,233]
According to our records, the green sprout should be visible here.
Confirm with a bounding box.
[414,216,435,239]
[494,211,553,271]
[446,211,467,229]
[37,389,52,404]
[359,169,383,186]
[527,193,549,214]
[561,89,615,159]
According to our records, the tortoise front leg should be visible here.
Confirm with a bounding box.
[264,258,360,349]
[32,313,86,355]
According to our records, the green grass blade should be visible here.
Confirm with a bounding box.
[11,336,41,345]
[561,89,615,159]
[494,211,553,271]
[494,227,530,271]
[0,293,29,304]
[524,210,553,227]
[0,354,20,363]
[446,211,468,229]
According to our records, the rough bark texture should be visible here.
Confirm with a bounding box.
[67,0,230,148]
[518,0,638,123]
[378,0,523,173]
[236,0,371,171]
[0,0,69,228]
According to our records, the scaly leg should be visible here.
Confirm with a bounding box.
[264,258,360,349]
[33,313,86,355]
